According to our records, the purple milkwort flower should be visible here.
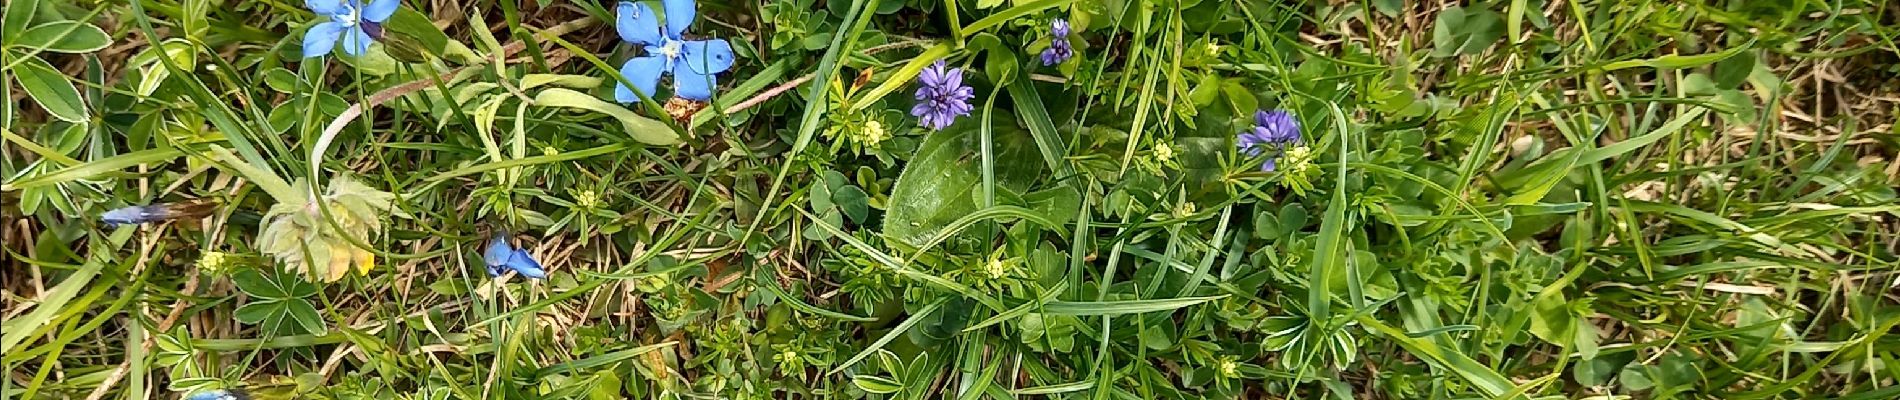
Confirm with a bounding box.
[911,61,975,130]
[1040,19,1074,66]
[1237,109,1302,171]
[613,0,736,103]
[302,0,399,58]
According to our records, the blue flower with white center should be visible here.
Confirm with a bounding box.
[612,0,736,103]
[302,0,399,58]
[1237,109,1302,172]
[483,234,547,279]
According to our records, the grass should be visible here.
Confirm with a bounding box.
[3,0,1899,399]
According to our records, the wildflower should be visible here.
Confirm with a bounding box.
[1237,109,1303,172]
[186,389,250,400]
[256,176,398,282]
[100,199,217,227]
[861,120,888,146]
[1217,357,1240,378]
[910,61,975,130]
[1040,19,1075,66]
[574,190,600,209]
[302,0,400,58]
[196,251,233,275]
[1155,142,1175,163]
[612,0,735,103]
[483,234,548,279]
[984,258,1010,280]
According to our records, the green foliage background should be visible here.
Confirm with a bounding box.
[3,0,1898,399]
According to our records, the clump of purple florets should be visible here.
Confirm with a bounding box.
[1237,109,1302,171]
[1041,19,1074,66]
[911,61,975,130]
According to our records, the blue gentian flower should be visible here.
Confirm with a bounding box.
[910,61,975,130]
[483,234,548,279]
[100,200,216,227]
[185,389,250,400]
[1237,109,1302,172]
[1040,19,1074,66]
[612,0,735,103]
[302,0,399,58]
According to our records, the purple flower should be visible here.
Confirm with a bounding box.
[1238,109,1301,171]
[1040,19,1075,66]
[302,0,399,58]
[910,61,975,130]
[612,0,735,103]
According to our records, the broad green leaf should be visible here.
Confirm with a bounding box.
[233,301,280,325]
[13,55,88,122]
[1,0,42,41]
[14,21,111,53]
[533,88,678,146]
[883,116,1044,248]
[284,300,324,333]
[231,270,289,299]
[1430,6,1503,57]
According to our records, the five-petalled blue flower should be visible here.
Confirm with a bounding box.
[910,61,975,130]
[613,0,735,103]
[1237,109,1302,172]
[302,0,399,58]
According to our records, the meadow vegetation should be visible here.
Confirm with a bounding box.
[3,0,1898,399]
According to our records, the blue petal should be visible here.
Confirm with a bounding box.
[662,0,695,38]
[483,235,514,267]
[681,39,734,75]
[362,0,399,22]
[507,250,548,279]
[615,2,663,46]
[306,0,347,15]
[672,64,716,101]
[302,21,348,58]
[613,56,667,103]
[339,26,374,56]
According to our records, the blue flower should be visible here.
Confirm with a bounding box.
[100,200,216,227]
[612,0,735,103]
[1040,19,1074,66]
[185,389,249,400]
[302,0,399,58]
[910,61,975,130]
[1237,109,1302,171]
[483,234,547,279]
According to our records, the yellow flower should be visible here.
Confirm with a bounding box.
[861,120,888,146]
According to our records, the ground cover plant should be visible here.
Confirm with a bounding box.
[3,0,1899,398]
